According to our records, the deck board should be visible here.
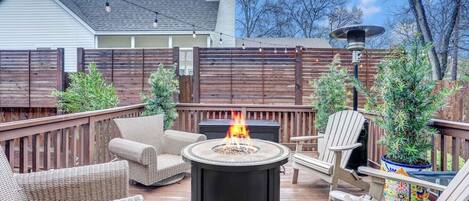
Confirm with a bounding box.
[129,163,366,201]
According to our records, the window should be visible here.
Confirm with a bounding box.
[135,36,169,48]
[179,49,193,75]
[97,36,131,48]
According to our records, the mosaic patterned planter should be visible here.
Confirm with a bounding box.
[381,155,432,201]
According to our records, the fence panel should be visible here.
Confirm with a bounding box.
[0,49,64,108]
[78,48,178,106]
[194,47,387,106]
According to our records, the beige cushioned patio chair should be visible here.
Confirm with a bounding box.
[291,110,369,191]
[330,160,469,201]
[0,147,143,201]
[109,114,207,186]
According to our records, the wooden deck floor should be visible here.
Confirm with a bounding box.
[129,163,366,201]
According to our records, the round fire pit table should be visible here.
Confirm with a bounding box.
[182,139,290,201]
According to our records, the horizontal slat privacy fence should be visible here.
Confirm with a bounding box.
[192,47,387,106]
[0,49,65,108]
[77,48,179,106]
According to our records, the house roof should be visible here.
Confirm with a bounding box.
[57,0,219,32]
[236,38,332,48]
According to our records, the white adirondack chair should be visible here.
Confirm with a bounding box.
[291,110,369,191]
[330,160,469,201]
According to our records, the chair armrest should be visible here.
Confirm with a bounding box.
[358,167,447,192]
[163,130,207,155]
[15,161,129,201]
[109,138,157,165]
[290,135,323,142]
[329,143,362,152]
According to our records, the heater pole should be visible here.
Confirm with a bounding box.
[352,51,360,111]
[353,62,358,111]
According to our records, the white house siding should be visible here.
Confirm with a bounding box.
[0,0,95,72]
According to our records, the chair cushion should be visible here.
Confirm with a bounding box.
[156,154,190,178]
[0,148,27,200]
[293,153,333,175]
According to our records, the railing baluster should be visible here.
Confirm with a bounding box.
[4,139,15,168]
[19,136,28,173]
[64,127,70,168]
[431,135,437,171]
[55,130,61,169]
[44,132,51,170]
[452,137,460,171]
[441,134,447,171]
[32,134,40,171]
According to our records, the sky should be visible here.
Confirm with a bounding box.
[349,0,407,26]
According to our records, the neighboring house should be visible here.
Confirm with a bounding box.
[0,0,235,72]
[236,38,332,48]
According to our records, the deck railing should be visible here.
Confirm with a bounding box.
[175,103,317,149]
[0,104,144,173]
[1,103,468,173]
[366,113,469,171]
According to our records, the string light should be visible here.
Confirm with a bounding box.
[152,12,159,28]
[105,0,111,12]
[284,47,287,54]
[241,39,246,49]
[259,42,262,52]
[274,48,277,54]
[192,26,196,39]
[107,0,294,50]
[219,33,223,45]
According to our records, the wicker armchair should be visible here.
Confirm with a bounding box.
[0,147,143,201]
[109,115,207,186]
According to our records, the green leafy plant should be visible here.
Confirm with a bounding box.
[52,63,119,113]
[354,38,459,165]
[142,64,179,129]
[311,55,348,133]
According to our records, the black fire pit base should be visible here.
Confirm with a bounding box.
[191,164,282,201]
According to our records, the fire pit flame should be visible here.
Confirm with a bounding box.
[212,112,258,155]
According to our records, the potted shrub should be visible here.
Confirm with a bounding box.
[311,54,348,151]
[142,64,179,129]
[52,63,119,113]
[355,38,458,200]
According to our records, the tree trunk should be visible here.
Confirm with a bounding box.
[451,3,461,80]
[408,0,442,80]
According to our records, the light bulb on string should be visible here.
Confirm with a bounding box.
[152,12,159,28]
[105,1,111,12]
[241,39,245,49]
[274,48,277,54]
[284,47,287,54]
[259,42,262,52]
[192,26,196,39]
[219,33,223,45]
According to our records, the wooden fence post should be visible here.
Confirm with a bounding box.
[28,50,31,108]
[173,47,180,75]
[77,48,85,72]
[295,46,303,105]
[193,47,200,103]
[57,48,65,91]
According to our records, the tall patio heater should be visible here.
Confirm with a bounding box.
[330,25,384,111]
[330,25,384,170]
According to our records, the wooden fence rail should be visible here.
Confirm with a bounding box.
[1,103,468,173]
[0,104,144,173]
